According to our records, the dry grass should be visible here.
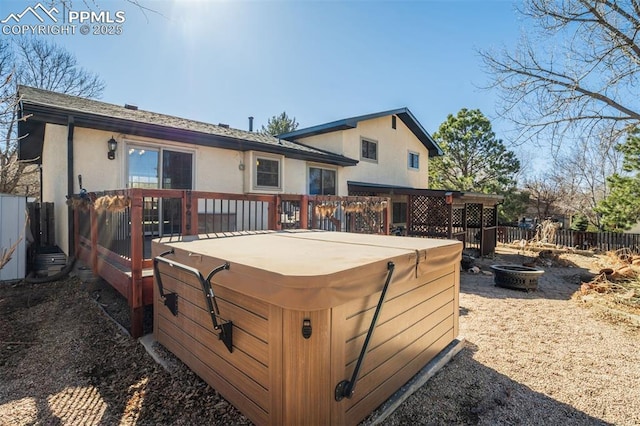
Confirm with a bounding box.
[575,248,640,320]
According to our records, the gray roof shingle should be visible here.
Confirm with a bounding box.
[18,85,358,166]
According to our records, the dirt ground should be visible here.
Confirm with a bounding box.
[1,245,639,425]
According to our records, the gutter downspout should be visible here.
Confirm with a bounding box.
[67,116,75,255]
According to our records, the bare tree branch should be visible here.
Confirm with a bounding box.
[481,0,640,148]
[0,38,104,198]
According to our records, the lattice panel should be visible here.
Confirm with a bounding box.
[410,195,429,223]
[350,210,382,234]
[483,208,496,227]
[414,225,449,236]
[466,204,482,228]
[452,208,464,228]
[409,195,449,236]
[411,196,449,225]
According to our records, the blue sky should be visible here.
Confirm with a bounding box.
[2,0,523,144]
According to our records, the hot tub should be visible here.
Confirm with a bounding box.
[152,230,462,426]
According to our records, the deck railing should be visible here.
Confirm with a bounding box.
[73,189,390,337]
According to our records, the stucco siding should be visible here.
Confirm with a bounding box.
[295,131,345,155]
[195,148,243,193]
[344,116,428,189]
[42,123,70,253]
[283,158,307,194]
[297,115,430,193]
[74,127,123,192]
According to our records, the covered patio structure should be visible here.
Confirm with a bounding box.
[348,182,504,256]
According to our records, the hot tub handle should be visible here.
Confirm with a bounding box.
[153,250,179,316]
[335,261,395,401]
[205,262,233,353]
[153,250,234,353]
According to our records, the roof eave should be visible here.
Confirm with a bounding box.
[19,101,358,167]
[279,107,444,157]
[395,110,444,157]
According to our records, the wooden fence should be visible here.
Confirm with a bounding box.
[498,226,640,252]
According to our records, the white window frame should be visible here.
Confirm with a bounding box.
[360,137,378,163]
[307,165,338,196]
[253,153,283,192]
[408,150,420,170]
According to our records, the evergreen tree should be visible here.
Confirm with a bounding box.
[429,108,521,194]
[595,130,640,232]
[570,213,589,232]
[260,112,299,136]
[499,191,530,225]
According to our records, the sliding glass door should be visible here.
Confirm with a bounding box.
[128,147,193,236]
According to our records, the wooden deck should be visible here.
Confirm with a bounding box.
[74,189,392,337]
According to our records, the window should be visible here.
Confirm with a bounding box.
[255,157,281,189]
[309,167,336,195]
[128,147,193,189]
[128,148,159,189]
[408,151,420,170]
[392,202,407,224]
[361,138,378,162]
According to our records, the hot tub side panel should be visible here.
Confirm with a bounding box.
[152,261,284,426]
[281,309,333,425]
[330,259,460,425]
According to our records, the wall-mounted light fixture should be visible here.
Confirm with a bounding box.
[107,136,117,160]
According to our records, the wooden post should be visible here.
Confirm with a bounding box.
[300,195,309,230]
[407,195,413,235]
[479,205,485,255]
[182,190,193,236]
[90,207,98,274]
[492,205,499,254]
[447,198,453,240]
[274,195,282,231]
[130,191,144,338]
[462,204,468,249]
[383,198,391,235]
[310,198,318,230]
[190,193,199,235]
[267,195,278,231]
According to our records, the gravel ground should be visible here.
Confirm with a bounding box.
[1,246,639,425]
[379,248,640,425]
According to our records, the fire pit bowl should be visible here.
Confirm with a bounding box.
[490,264,544,291]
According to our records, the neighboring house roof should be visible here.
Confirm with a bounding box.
[278,108,444,157]
[17,86,358,166]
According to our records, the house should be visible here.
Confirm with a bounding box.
[17,85,442,256]
[279,109,443,227]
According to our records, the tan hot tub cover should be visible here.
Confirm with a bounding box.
[153,230,461,311]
